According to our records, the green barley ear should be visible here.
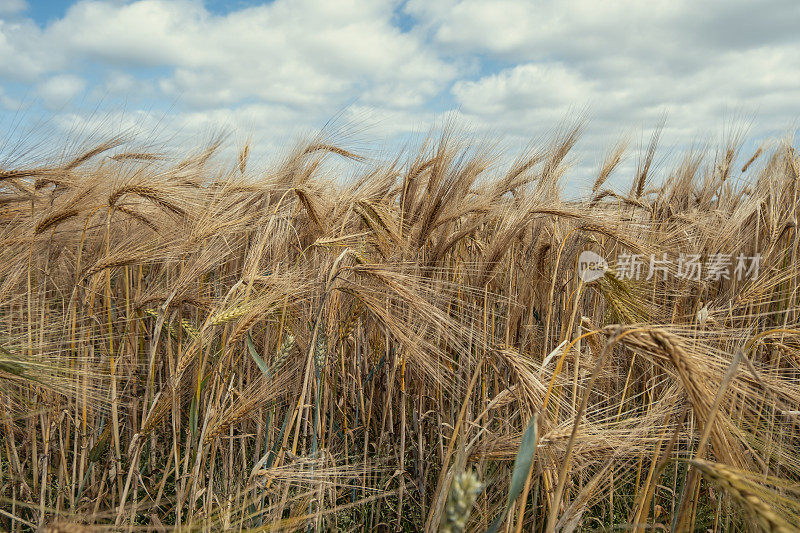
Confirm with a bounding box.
[180,319,201,339]
[272,333,295,372]
[314,328,328,373]
[440,470,483,533]
[144,308,183,339]
[207,302,252,327]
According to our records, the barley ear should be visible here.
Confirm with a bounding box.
[440,470,483,533]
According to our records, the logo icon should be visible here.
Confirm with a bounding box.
[578,251,608,282]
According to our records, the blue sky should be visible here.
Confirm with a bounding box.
[1,0,799,191]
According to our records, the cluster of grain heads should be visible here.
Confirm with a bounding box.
[2,129,800,531]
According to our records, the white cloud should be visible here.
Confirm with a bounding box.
[0,18,54,81]
[30,0,455,110]
[37,74,87,109]
[49,102,340,165]
[453,64,595,116]
[0,0,26,15]
[104,72,133,94]
[407,0,800,128]
[406,0,800,63]
[399,0,800,184]
[0,86,20,109]
[0,0,461,164]
[0,0,797,193]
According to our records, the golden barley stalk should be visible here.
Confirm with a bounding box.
[689,460,798,533]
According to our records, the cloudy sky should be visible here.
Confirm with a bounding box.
[1,0,798,189]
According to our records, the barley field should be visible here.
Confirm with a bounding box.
[1,127,799,531]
